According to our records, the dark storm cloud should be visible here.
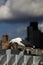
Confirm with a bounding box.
[0,0,43,19]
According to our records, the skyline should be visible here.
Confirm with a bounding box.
[0,21,43,40]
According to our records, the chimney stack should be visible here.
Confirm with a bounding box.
[2,34,9,43]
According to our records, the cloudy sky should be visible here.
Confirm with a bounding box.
[0,0,43,39]
[0,0,43,19]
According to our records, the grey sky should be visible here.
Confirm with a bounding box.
[0,0,43,19]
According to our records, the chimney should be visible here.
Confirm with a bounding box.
[2,34,9,43]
